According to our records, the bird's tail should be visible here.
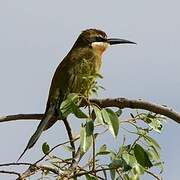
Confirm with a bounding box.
[17,106,57,161]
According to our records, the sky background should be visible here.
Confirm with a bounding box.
[0,0,180,179]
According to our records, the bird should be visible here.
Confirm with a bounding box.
[18,28,136,160]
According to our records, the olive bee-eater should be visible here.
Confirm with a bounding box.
[18,29,135,160]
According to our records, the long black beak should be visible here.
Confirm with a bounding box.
[107,38,136,45]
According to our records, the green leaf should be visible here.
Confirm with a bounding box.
[96,144,110,156]
[109,159,131,173]
[123,153,137,167]
[115,109,122,117]
[117,144,131,158]
[80,119,94,153]
[109,150,117,160]
[147,146,160,161]
[154,161,164,173]
[62,145,74,152]
[60,93,87,118]
[101,108,120,138]
[132,164,145,175]
[60,93,79,118]
[67,93,79,100]
[143,114,163,133]
[134,144,153,168]
[80,125,86,153]
[86,118,94,136]
[124,174,130,180]
[148,119,162,133]
[85,174,98,180]
[109,159,123,169]
[95,72,103,79]
[99,144,107,152]
[92,105,104,125]
[42,142,50,155]
[128,174,140,180]
[144,135,161,162]
[71,103,88,118]
[144,135,161,150]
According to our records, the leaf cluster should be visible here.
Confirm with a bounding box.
[39,93,164,180]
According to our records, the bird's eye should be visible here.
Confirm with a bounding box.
[95,36,106,42]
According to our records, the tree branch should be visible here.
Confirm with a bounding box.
[0,97,179,124]
[62,118,76,165]
[5,138,80,179]
[145,169,162,180]
[16,164,59,180]
[89,98,180,124]
[35,136,79,165]
[0,170,21,179]
[0,114,42,122]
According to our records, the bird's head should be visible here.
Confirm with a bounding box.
[75,29,136,55]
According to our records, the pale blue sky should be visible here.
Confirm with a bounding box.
[0,0,180,179]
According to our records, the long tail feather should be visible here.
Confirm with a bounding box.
[17,106,56,161]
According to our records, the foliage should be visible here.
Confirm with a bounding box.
[31,93,164,180]
[0,91,165,179]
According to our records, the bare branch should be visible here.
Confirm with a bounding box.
[0,97,179,124]
[145,169,162,180]
[62,118,76,165]
[92,135,96,173]
[0,162,31,167]
[16,164,59,180]
[0,170,21,179]
[0,114,43,122]
[89,98,180,124]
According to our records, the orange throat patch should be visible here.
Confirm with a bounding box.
[91,42,109,56]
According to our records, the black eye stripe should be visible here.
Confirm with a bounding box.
[95,36,107,42]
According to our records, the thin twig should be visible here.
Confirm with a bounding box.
[0,170,21,178]
[62,118,76,165]
[92,135,96,173]
[16,164,59,180]
[116,169,124,180]
[69,167,116,179]
[0,162,32,167]
[0,114,43,122]
[145,169,162,180]
[35,136,79,164]
[129,135,141,152]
